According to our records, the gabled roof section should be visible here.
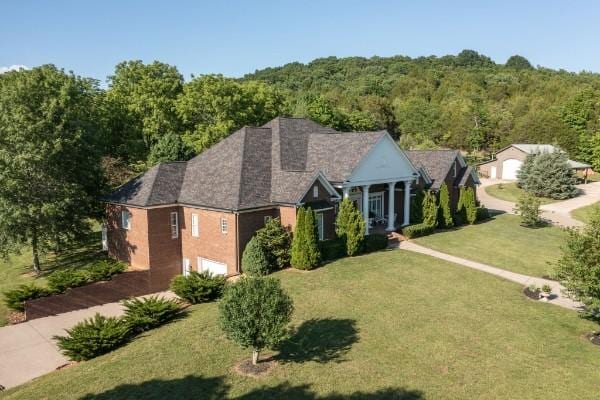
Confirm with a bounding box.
[406,150,460,190]
[512,144,559,154]
[104,162,186,207]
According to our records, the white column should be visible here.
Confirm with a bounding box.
[342,187,350,199]
[386,182,396,231]
[403,180,411,226]
[362,185,370,235]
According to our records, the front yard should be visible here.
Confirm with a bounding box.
[2,249,598,400]
[571,202,599,224]
[485,182,560,204]
[414,214,567,277]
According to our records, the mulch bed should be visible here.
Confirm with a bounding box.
[523,287,541,300]
[586,332,600,346]
[234,356,277,378]
[7,311,26,325]
[56,361,78,370]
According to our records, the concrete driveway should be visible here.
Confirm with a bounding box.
[0,292,173,389]
[477,179,600,227]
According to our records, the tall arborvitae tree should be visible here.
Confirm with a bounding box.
[335,199,365,256]
[410,189,425,223]
[517,151,578,199]
[0,66,104,274]
[437,183,454,228]
[422,191,438,228]
[290,207,321,270]
[455,187,467,226]
[465,187,478,225]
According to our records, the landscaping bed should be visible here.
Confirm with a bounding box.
[2,250,598,400]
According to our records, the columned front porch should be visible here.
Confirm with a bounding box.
[341,179,413,235]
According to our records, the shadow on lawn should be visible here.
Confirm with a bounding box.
[79,375,424,400]
[41,230,105,275]
[276,318,359,364]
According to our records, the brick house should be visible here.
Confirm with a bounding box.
[103,117,478,287]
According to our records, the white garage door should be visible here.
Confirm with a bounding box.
[198,257,227,276]
[502,159,522,180]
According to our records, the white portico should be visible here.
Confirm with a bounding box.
[338,133,419,234]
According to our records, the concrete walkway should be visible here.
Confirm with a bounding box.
[399,240,583,311]
[477,179,600,228]
[0,291,174,389]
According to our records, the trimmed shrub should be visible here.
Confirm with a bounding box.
[170,271,226,304]
[290,207,321,270]
[54,313,130,361]
[437,183,454,228]
[319,238,346,261]
[242,236,271,277]
[476,206,490,222]
[465,187,478,225]
[255,217,291,270]
[47,269,89,293]
[85,260,126,282]
[410,189,425,223]
[4,284,53,311]
[517,151,578,199]
[363,234,389,253]
[402,223,435,239]
[335,198,366,256]
[422,191,438,228]
[122,296,182,333]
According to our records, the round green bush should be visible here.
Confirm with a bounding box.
[242,236,271,276]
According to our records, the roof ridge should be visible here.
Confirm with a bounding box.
[235,127,248,208]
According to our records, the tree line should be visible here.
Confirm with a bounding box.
[1,50,600,270]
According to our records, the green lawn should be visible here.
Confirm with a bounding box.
[2,250,598,400]
[485,182,560,205]
[0,229,103,326]
[414,214,567,277]
[571,202,600,224]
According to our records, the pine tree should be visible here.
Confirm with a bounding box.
[422,191,438,228]
[437,183,454,228]
[518,151,578,199]
[335,199,365,256]
[290,207,321,270]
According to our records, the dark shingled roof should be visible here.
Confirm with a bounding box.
[104,162,187,207]
[405,150,460,190]
[106,117,400,210]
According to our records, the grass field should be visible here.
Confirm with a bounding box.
[0,229,103,326]
[1,249,598,400]
[414,214,567,277]
[484,182,560,205]
[570,202,600,224]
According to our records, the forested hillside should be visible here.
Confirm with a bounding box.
[245,50,600,165]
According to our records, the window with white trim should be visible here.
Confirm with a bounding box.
[191,213,199,237]
[170,212,179,239]
[220,217,228,234]
[452,162,457,178]
[121,210,131,230]
[313,185,319,198]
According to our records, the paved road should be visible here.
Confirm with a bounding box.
[399,241,583,311]
[0,292,174,389]
[477,179,600,227]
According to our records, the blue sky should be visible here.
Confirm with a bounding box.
[1,0,599,82]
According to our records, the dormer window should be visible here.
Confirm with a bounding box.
[313,185,319,198]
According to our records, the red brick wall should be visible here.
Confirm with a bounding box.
[147,207,182,287]
[106,204,150,269]
[180,207,239,276]
[279,206,297,230]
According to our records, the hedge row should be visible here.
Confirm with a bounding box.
[3,260,126,312]
[402,223,435,239]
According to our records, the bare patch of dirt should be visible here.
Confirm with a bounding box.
[56,361,78,370]
[8,311,26,325]
[233,357,277,378]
